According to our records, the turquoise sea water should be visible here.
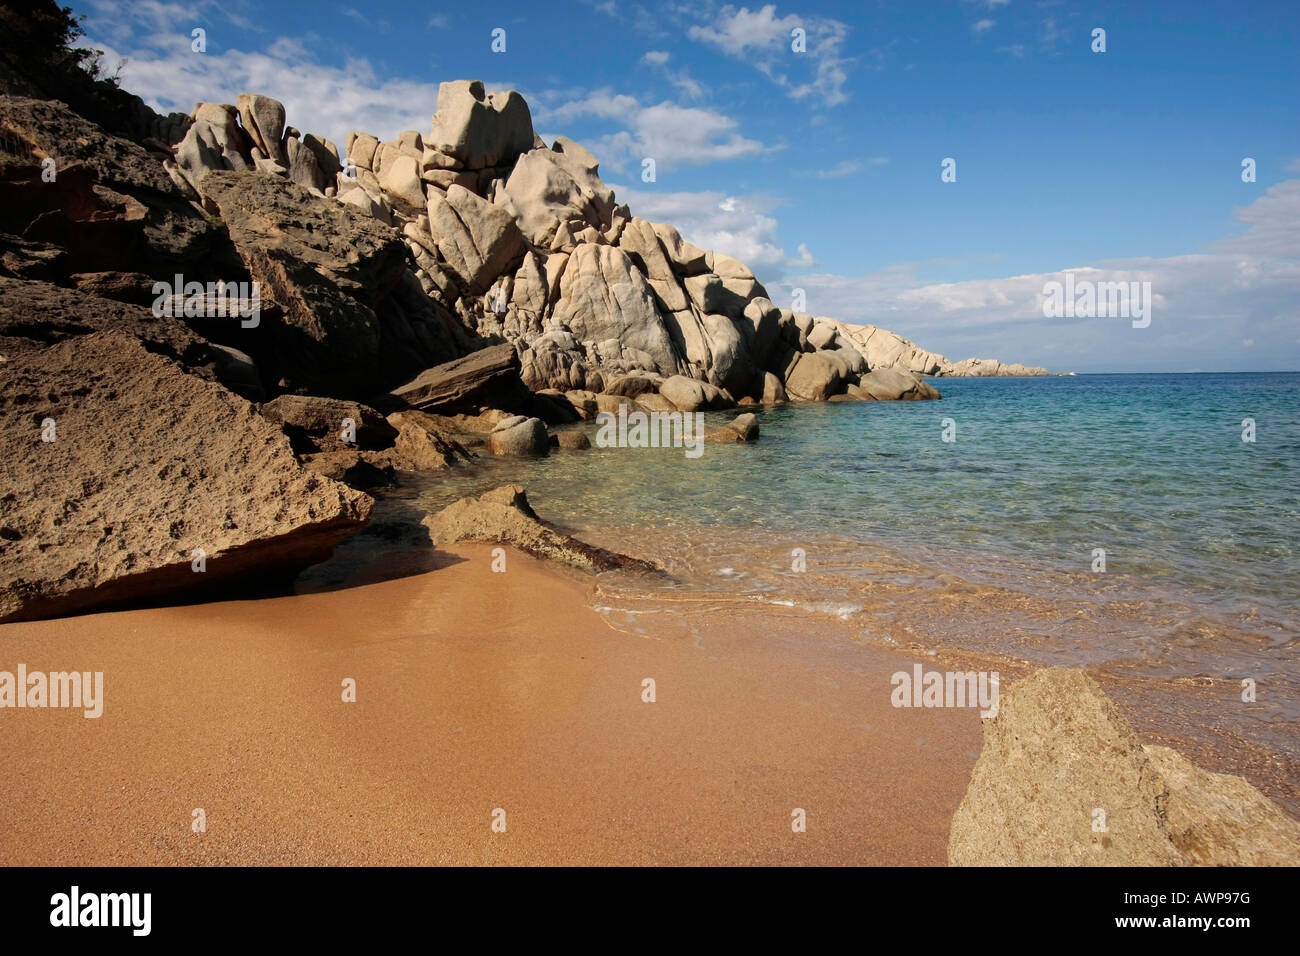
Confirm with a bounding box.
[403,372,1299,745]
[416,373,1297,618]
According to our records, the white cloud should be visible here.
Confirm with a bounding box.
[81,1,448,145]
[688,4,854,106]
[688,4,802,56]
[1039,17,1063,51]
[972,19,996,36]
[796,157,888,179]
[638,49,705,99]
[807,159,859,178]
[765,180,1300,371]
[538,91,775,171]
[83,38,443,148]
[83,0,204,45]
[818,160,862,178]
[1214,177,1300,259]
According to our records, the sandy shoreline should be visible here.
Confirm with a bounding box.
[0,543,985,865]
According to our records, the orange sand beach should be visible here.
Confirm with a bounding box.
[0,543,984,866]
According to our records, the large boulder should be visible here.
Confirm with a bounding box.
[807,319,838,351]
[948,669,1300,866]
[198,170,411,395]
[383,342,528,413]
[386,410,473,470]
[516,332,592,392]
[855,366,941,401]
[0,277,253,395]
[617,216,687,312]
[741,297,785,371]
[426,80,535,170]
[422,486,658,573]
[0,332,373,623]
[709,253,769,316]
[426,184,525,294]
[377,152,425,214]
[301,133,341,184]
[651,222,708,275]
[698,312,756,394]
[783,352,845,401]
[500,138,618,250]
[0,95,221,270]
[837,321,949,376]
[236,93,287,164]
[658,374,732,412]
[174,103,254,196]
[759,371,787,404]
[284,135,324,193]
[550,243,683,377]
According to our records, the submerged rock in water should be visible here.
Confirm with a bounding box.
[485,414,549,456]
[422,485,659,573]
[551,429,591,450]
[705,412,760,444]
[948,668,1300,866]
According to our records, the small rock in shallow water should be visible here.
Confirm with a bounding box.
[706,412,760,444]
[422,485,659,573]
[552,430,591,450]
[486,415,549,456]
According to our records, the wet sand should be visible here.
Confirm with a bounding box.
[0,543,983,865]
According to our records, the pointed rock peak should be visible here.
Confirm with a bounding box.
[428,79,535,171]
[551,136,600,173]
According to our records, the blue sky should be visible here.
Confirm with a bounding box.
[79,0,1300,371]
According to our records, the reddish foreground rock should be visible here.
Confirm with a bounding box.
[948,668,1300,866]
[0,332,372,623]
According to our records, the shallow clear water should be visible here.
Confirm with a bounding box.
[414,373,1298,623]
[401,374,1298,738]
